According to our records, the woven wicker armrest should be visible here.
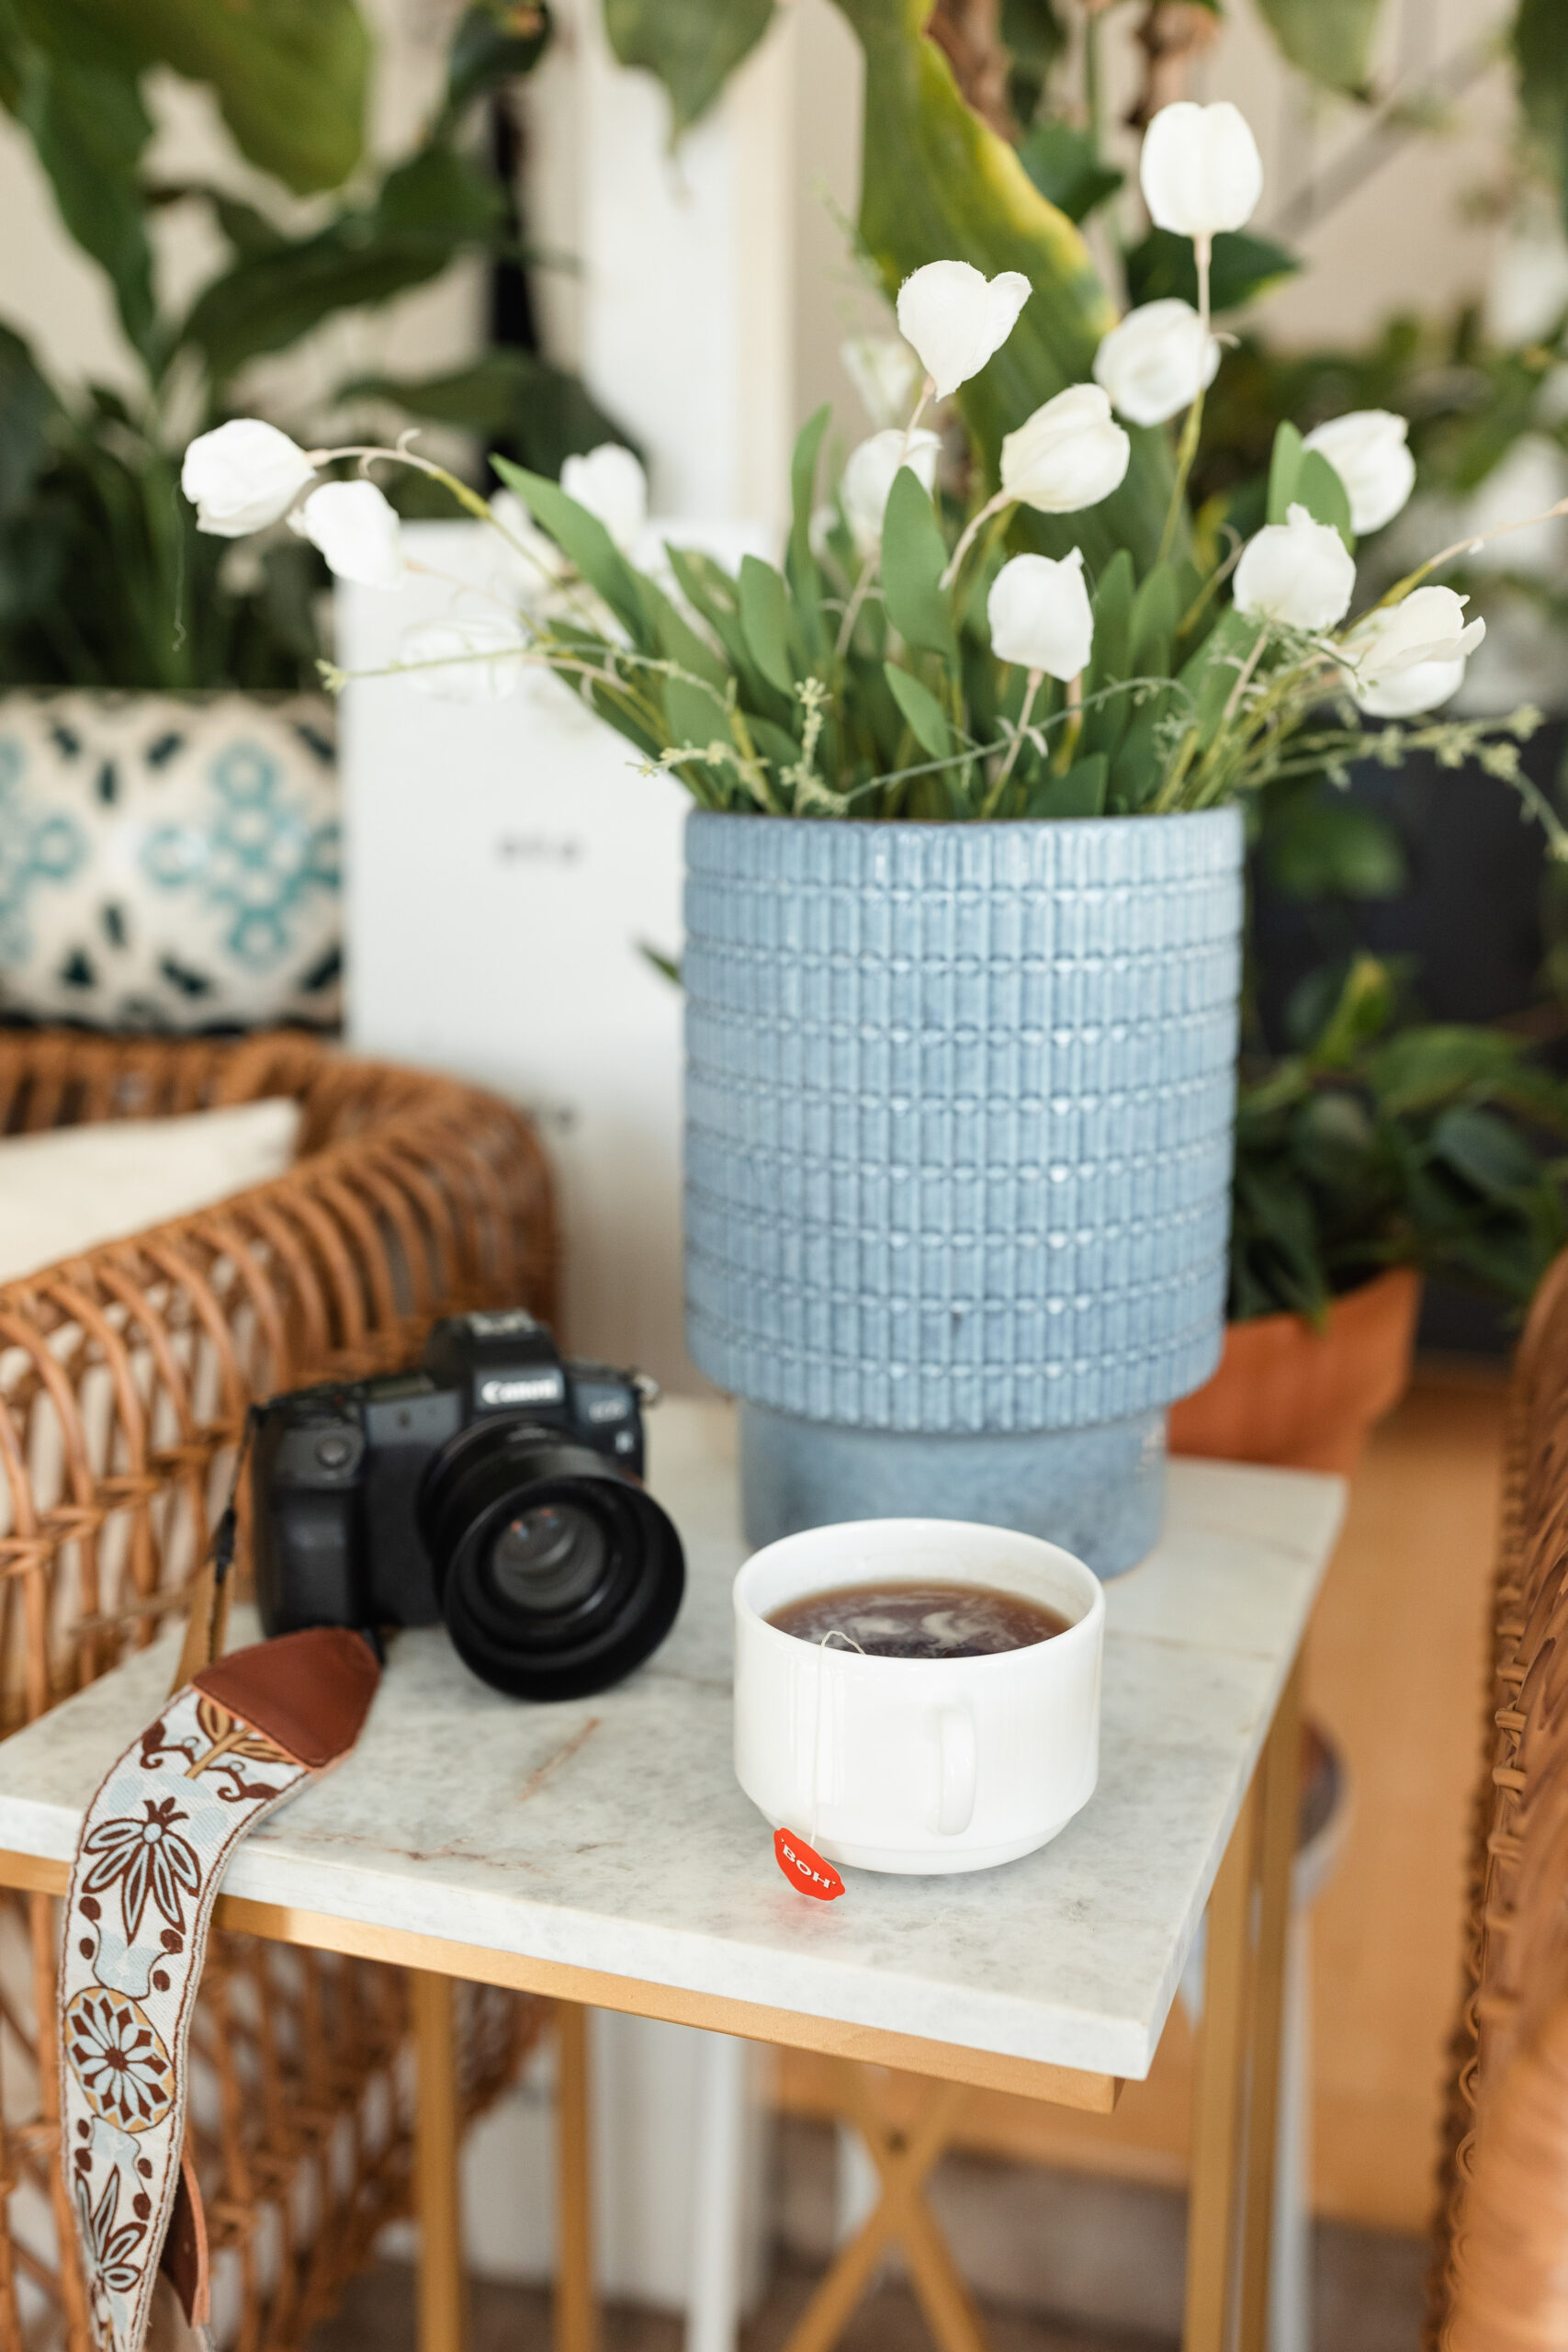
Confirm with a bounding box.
[0,1029,558,2351]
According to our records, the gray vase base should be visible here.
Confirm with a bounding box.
[738,1405,1167,1579]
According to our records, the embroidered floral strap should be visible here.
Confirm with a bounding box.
[60,1629,378,2352]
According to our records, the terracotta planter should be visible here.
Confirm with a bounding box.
[1168,1267,1422,1476]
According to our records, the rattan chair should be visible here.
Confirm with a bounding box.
[0,1030,558,2351]
[1428,1247,1568,2347]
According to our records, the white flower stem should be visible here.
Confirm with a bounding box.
[1156,232,1211,568]
[898,377,935,464]
[1371,495,1568,614]
[942,490,1012,590]
[1054,671,1085,773]
[835,554,879,659]
[983,668,1043,815]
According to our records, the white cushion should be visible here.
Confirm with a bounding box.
[0,1097,301,1283]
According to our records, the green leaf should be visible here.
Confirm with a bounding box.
[491,456,648,638]
[1015,119,1122,224]
[1307,954,1395,1065]
[444,0,551,120]
[1179,604,1261,747]
[884,662,953,758]
[880,467,955,659]
[1082,548,1133,758]
[1266,420,1305,526]
[1263,798,1406,900]
[1254,0,1382,96]
[1265,426,1354,553]
[662,671,728,756]
[1516,0,1568,233]
[1124,227,1301,315]
[1429,1106,1543,1201]
[338,351,631,480]
[1128,562,1179,677]
[787,402,830,637]
[604,0,774,135]
[834,0,1177,578]
[1369,1027,1528,1115]
[1026,752,1107,819]
[375,143,506,240]
[6,18,156,359]
[70,0,369,195]
[739,555,795,694]
[0,323,58,521]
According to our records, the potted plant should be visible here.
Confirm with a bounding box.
[0,0,621,1032]
[184,87,1558,1572]
[1168,955,1568,1473]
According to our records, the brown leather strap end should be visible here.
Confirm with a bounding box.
[158,2151,209,2331]
[192,1627,380,1771]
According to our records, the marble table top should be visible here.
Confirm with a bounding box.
[0,1402,1343,2083]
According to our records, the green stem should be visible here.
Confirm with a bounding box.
[982,669,1043,816]
[1156,232,1211,569]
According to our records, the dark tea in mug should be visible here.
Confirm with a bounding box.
[767,1579,1069,1660]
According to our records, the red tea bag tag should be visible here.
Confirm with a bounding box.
[774,1827,844,1902]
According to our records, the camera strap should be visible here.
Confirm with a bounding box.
[59,1622,379,2352]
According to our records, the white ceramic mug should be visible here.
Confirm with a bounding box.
[732,1519,1105,1875]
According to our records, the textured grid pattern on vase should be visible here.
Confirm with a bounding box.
[685,810,1244,1432]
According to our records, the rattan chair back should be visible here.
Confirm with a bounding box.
[1430,1247,1568,2347]
[0,1030,558,2350]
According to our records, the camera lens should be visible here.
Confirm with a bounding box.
[489,1504,606,1613]
[418,1423,684,1701]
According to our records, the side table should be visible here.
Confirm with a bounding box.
[0,1400,1342,2352]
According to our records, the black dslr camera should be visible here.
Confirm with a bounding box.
[252,1311,684,1701]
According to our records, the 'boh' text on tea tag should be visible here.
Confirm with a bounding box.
[774,1826,844,1901]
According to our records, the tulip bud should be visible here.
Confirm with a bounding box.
[841,335,923,431]
[1092,299,1221,428]
[293,480,406,592]
[896,260,1031,401]
[1345,586,1485,717]
[181,419,316,537]
[1233,503,1356,632]
[401,617,528,703]
[1000,384,1130,514]
[560,445,648,554]
[987,548,1094,681]
[1303,411,1416,536]
[1140,101,1263,242]
[840,428,942,557]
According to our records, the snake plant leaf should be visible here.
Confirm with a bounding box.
[491,457,649,639]
[884,662,953,759]
[1123,226,1300,315]
[830,0,1176,578]
[604,0,775,136]
[1254,0,1382,98]
[739,556,797,695]
[71,0,369,194]
[881,469,957,660]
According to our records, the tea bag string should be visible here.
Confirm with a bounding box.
[807,1627,864,1851]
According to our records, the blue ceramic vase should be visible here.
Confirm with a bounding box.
[682,808,1244,1575]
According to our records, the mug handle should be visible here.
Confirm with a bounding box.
[933,1705,976,1837]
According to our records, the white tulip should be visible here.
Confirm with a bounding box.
[293,480,406,592]
[987,548,1094,682]
[1345,586,1485,717]
[896,260,1031,401]
[1092,299,1220,427]
[1140,101,1263,243]
[841,334,923,431]
[1303,411,1416,536]
[560,444,647,553]
[181,419,316,537]
[840,427,942,556]
[1233,503,1356,632]
[1000,384,1130,514]
[400,617,528,703]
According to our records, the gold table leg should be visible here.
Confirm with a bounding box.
[556,2001,599,2352]
[1183,1662,1304,2352]
[413,1969,468,2352]
[1238,1660,1304,2352]
[783,2062,986,2352]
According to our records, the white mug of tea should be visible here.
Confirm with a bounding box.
[733,1519,1105,1875]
